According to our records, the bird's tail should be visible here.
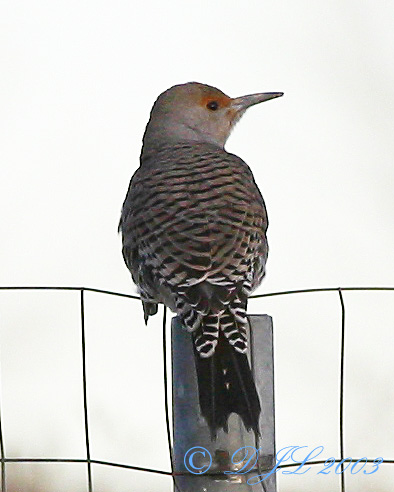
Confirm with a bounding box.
[193,327,261,440]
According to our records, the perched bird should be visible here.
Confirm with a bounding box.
[119,82,282,438]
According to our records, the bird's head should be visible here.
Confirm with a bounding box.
[142,82,283,150]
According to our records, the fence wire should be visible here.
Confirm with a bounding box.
[0,285,393,492]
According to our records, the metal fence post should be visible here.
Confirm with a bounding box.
[172,314,276,492]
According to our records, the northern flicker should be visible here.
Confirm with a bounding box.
[119,82,282,438]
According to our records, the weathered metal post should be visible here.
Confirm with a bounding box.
[172,314,276,492]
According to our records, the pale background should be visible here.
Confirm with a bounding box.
[1,0,393,491]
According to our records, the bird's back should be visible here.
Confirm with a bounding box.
[120,143,267,355]
[120,143,267,305]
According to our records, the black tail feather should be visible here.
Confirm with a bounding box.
[193,331,261,439]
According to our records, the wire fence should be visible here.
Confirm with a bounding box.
[0,285,393,491]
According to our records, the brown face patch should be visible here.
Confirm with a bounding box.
[200,94,232,110]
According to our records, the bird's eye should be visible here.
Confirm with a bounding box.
[206,101,219,111]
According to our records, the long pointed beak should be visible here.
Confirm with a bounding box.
[232,92,284,112]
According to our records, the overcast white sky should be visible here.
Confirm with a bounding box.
[1,1,394,491]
